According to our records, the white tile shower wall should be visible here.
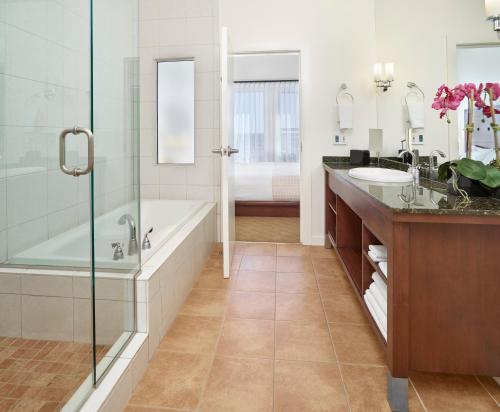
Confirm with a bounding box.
[0,1,139,262]
[0,268,134,344]
[139,0,221,238]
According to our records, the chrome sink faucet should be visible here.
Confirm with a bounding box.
[118,214,139,255]
[428,150,446,180]
[398,150,418,179]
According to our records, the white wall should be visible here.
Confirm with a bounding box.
[138,0,221,235]
[220,0,378,245]
[374,0,498,159]
[232,52,300,82]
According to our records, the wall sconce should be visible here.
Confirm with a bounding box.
[486,0,500,39]
[374,62,394,92]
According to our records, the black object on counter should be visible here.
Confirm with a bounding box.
[349,150,370,166]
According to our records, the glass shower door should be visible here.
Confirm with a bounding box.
[0,0,96,408]
[91,0,140,383]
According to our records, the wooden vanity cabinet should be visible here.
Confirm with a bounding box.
[324,169,500,382]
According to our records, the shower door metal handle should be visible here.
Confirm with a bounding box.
[59,126,94,177]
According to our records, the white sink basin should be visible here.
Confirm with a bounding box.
[348,167,414,183]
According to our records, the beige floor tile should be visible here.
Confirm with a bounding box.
[231,255,243,272]
[240,255,276,272]
[276,293,325,322]
[276,272,318,294]
[194,268,236,290]
[316,273,354,295]
[200,357,273,412]
[158,315,222,354]
[276,243,310,257]
[125,406,177,412]
[180,290,229,318]
[275,321,335,362]
[409,382,427,412]
[312,258,345,276]
[309,246,339,259]
[204,256,223,270]
[227,291,275,320]
[129,351,211,410]
[217,318,274,359]
[341,364,391,412]
[329,323,385,366]
[240,243,277,256]
[275,359,348,411]
[234,271,276,293]
[410,372,499,412]
[322,293,368,324]
[276,256,313,273]
[477,376,500,404]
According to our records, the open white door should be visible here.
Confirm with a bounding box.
[215,27,237,278]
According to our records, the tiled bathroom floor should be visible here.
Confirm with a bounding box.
[0,339,109,411]
[126,243,499,412]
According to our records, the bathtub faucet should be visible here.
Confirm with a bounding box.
[118,214,139,255]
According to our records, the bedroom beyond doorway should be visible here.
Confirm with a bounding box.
[231,52,301,243]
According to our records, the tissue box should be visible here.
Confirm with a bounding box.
[350,150,370,166]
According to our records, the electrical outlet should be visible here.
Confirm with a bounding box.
[333,135,346,145]
[412,134,424,145]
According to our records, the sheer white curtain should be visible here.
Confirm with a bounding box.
[233,81,300,164]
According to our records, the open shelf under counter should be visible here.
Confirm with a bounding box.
[362,251,387,283]
[337,246,362,293]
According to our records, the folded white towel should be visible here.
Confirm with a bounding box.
[370,283,387,315]
[407,98,425,129]
[364,290,387,341]
[368,250,386,263]
[338,102,353,130]
[378,261,388,278]
[368,245,387,259]
[367,290,387,332]
[372,272,387,300]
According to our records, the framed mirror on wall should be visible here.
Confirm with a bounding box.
[156,59,195,164]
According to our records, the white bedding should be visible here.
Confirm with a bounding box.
[235,162,300,201]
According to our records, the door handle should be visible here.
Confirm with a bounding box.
[227,146,239,157]
[212,147,227,156]
[59,126,94,177]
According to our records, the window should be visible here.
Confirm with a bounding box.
[233,81,300,164]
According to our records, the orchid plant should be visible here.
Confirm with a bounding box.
[432,82,500,192]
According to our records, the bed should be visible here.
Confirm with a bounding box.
[234,162,300,217]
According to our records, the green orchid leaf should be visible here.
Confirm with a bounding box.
[480,166,500,189]
[456,158,487,180]
[437,161,457,181]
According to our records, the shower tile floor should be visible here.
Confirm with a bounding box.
[126,243,499,411]
[0,339,109,411]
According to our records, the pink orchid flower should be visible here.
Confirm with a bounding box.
[432,84,463,120]
[454,83,484,109]
[482,83,500,118]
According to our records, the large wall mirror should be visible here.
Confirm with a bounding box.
[156,59,195,164]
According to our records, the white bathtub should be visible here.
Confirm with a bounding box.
[8,200,206,270]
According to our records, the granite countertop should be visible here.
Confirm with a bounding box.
[323,161,500,216]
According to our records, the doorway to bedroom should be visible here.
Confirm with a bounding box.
[231,52,301,243]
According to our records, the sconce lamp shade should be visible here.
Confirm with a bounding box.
[374,63,382,82]
[385,63,394,82]
[486,0,500,17]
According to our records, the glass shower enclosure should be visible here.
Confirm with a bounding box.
[0,0,140,409]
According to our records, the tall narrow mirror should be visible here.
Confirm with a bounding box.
[156,59,195,164]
